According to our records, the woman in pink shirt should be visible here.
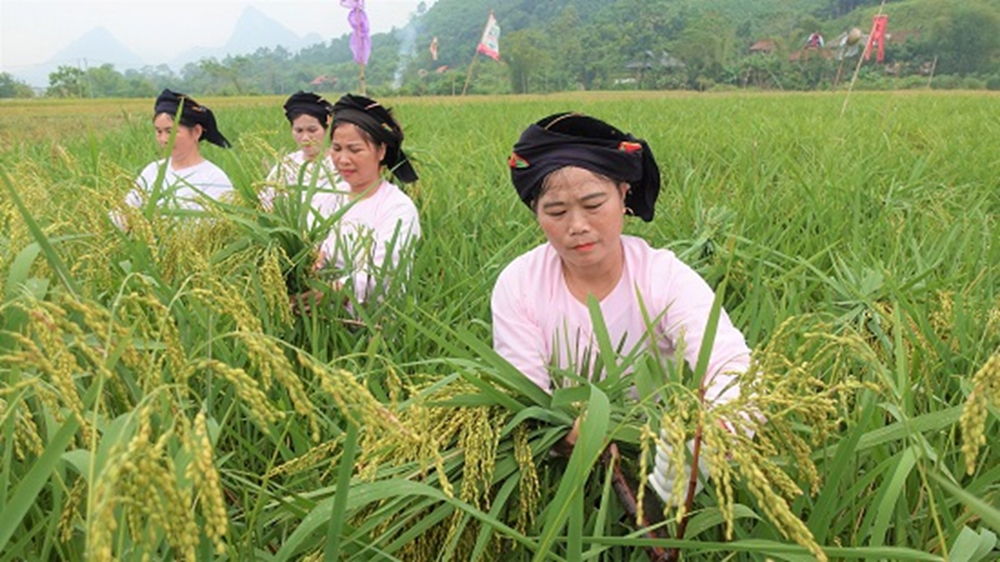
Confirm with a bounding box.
[491,112,751,506]
[314,94,421,305]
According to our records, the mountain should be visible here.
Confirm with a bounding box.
[170,6,323,68]
[15,27,145,88]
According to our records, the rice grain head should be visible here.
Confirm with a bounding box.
[961,349,1000,474]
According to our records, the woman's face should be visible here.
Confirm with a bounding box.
[291,113,326,161]
[153,113,201,159]
[535,166,627,274]
[330,123,386,192]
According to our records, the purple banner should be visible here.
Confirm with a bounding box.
[341,0,371,65]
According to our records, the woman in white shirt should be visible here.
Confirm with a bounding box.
[263,91,340,220]
[127,89,234,213]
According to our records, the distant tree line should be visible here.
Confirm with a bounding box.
[2,0,1000,99]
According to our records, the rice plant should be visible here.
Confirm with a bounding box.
[0,91,997,561]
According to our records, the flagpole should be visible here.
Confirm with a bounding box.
[462,52,479,96]
[464,11,495,96]
[359,63,367,95]
[841,0,886,117]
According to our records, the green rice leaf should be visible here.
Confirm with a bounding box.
[276,480,539,561]
[809,397,877,542]
[1,171,81,297]
[947,526,997,562]
[931,471,1000,533]
[533,384,610,561]
[324,421,359,561]
[4,242,40,301]
[0,414,80,551]
[469,474,519,561]
[586,295,621,386]
[869,445,918,547]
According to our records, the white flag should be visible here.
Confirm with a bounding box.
[476,13,500,61]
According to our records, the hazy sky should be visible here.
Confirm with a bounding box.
[0,0,431,72]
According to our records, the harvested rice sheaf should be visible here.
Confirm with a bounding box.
[641,316,881,562]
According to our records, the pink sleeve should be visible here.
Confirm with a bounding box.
[491,266,552,392]
[657,254,750,406]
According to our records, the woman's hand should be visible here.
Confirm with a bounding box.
[313,250,328,272]
[290,279,348,315]
[552,417,581,458]
[648,432,710,507]
[289,289,325,315]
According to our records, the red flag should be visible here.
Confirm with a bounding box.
[864,14,887,63]
[476,12,501,61]
[429,36,439,61]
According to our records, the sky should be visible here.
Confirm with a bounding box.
[0,0,430,73]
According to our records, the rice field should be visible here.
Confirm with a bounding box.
[0,90,998,561]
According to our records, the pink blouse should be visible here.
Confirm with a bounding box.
[491,235,749,404]
[318,180,420,303]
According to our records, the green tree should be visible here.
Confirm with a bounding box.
[671,13,737,87]
[574,21,629,90]
[0,72,34,98]
[255,46,293,94]
[46,65,88,98]
[548,6,586,90]
[199,55,253,95]
[85,64,128,97]
[929,3,1000,76]
[121,70,159,98]
[504,29,551,93]
[825,0,886,18]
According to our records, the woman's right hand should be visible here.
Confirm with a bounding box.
[552,417,581,457]
[289,289,325,315]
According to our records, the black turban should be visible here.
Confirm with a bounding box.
[509,112,660,222]
[283,91,334,127]
[154,89,231,148]
[332,93,418,184]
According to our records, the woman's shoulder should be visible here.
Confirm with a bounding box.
[172,159,234,193]
[622,235,679,262]
[285,150,307,165]
[622,235,691,279]
[135,159,168,187]
[622,235,709,303]
[194,158,233,180]
[377,180,408,199]
[269,151,301,180]
[496,243,558,287]
[192,158,228,173]
[375,181,418,211]
[492,244,563,314]
[138,158,166,174]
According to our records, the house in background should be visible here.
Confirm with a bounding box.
[309,75,339,90]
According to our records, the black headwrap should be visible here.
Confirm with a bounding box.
[283,91,334,127]
[509,112,661,222]
[332,93,418,184]
[154,89,231,148]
